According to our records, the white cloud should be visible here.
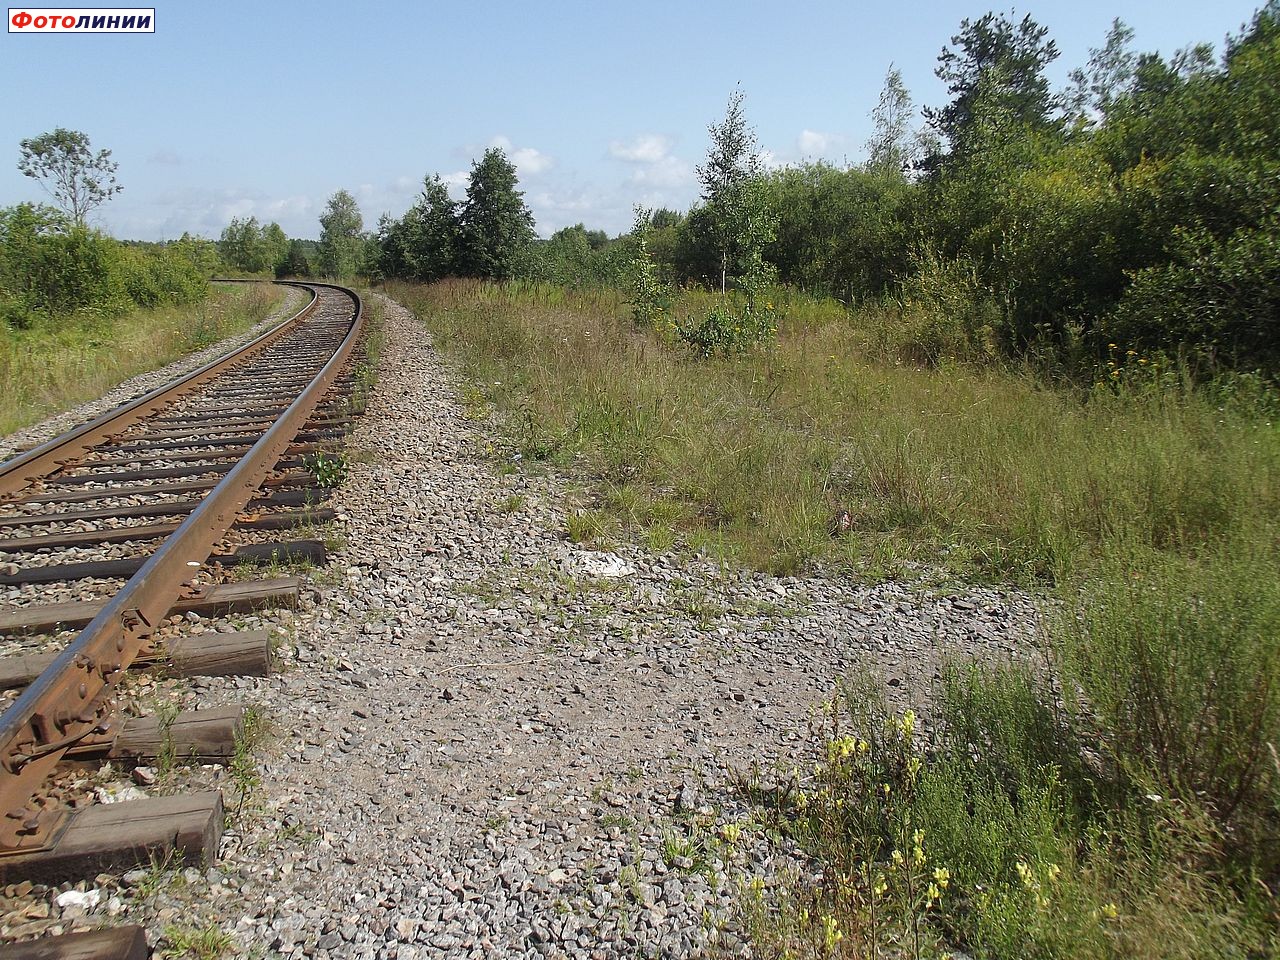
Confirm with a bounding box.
[632,156,694,188]
[264,195,312,219]
[512,147,553,175]
[221,196,256,221]
[609,133,694,190]
[524,185,633,238]
[759,149,785,172]
[798,129,840,155]
[488,135,553,176]
[609,134,672,164]
[440,170,469,199]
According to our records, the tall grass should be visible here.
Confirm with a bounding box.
[388,279,1279,584]
[0,282,286,436]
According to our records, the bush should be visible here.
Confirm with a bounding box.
[112,243,206,308]
[1103,216,1280,368]
[0,203,207,329]
[670,294,779,358]
[890,249,1003,364]
[754,672,1275,960]
[628,219,669,331]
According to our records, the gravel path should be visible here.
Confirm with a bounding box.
[0,284,306,461]
[0,292,1040,955]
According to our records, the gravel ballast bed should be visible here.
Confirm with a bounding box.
[190,295,1037,959]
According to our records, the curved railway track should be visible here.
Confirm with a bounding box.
[0,282,366,901]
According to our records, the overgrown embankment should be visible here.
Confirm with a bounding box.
[0,201,292,434]
[388,277,1280,959]
[0,282,286,435]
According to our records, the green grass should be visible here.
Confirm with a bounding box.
[159,922,233,959]
[386,277,1280,958]
[0,281,287,435]
[741,679,1276,960]
[387,278,1279,585]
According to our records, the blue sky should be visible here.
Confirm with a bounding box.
[0,0,1265,240]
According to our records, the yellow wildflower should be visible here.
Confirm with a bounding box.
[822,915,843,949]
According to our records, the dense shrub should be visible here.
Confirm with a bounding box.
[0,203,208,329]
[623,5,1280,376]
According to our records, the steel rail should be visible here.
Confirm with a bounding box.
[0,283,364,848]
[0,282,319,499]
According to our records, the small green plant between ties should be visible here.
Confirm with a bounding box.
[306,450,347,489]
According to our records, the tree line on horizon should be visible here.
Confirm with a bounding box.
[364,1,1280,374]
[3,2,1278,374]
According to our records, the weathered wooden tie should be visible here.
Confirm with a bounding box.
[64,707,245,763]
[0,925,148,960]
[0,791,223,885]
[0,540,326,587]
[0,577,299,635]
[0,630,272,690]
[0,509,333,553]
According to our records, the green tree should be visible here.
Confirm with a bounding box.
[458,149,535,280]
[1096,2,1280,364]
[0,203,204,329]
[525,223,628,287]
[172,232,222,277]
[674,91,779,355]
[261,222,288,273]
[628,209,670,330]
[695,89,776,295]
[17,128,122,227]
[1063,19,1137,126]
[763,162,913,301]
[279,238,312,278]
[926,12,1061,164]
[318,189,365,280]
[402,174,459,281]
[218,217,289,274]
[867,66,917,176]
[372,213,409,280]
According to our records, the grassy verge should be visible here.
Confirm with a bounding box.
[0,281,287,435]
[387,278,1280,957]
[386,279,1278,585]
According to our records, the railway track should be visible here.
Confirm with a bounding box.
[0,281,367,958]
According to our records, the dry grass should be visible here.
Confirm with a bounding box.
[387,278,1279,585]
[0,282,286,436]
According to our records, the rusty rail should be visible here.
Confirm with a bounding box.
[0,282,364,849]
